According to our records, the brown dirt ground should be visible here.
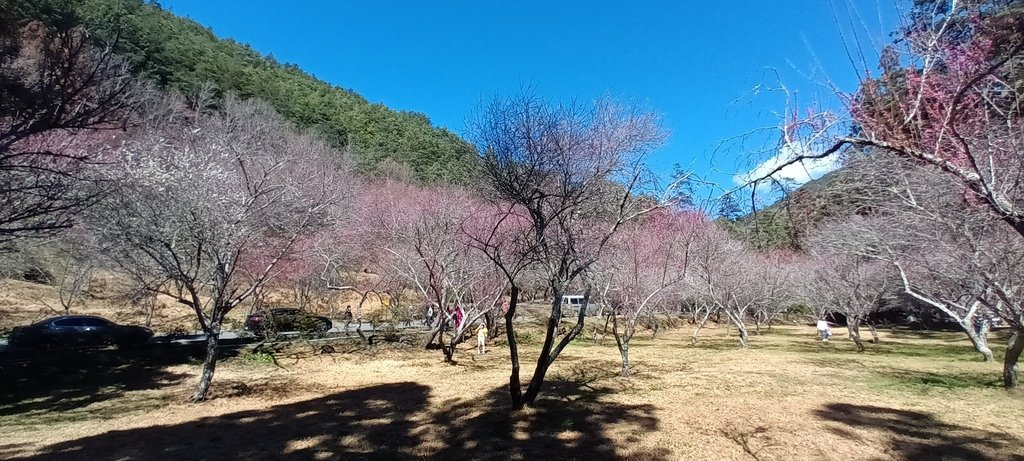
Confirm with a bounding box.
[1,318,1022,461]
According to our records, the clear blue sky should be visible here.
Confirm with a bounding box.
[163,0,899,194]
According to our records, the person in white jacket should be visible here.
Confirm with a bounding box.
[816,318,832,342]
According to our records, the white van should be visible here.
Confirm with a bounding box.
[561,295,600,317]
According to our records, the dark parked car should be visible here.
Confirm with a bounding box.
[244,308,331,335]
[8,315,153,348]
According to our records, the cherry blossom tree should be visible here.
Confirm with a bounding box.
[356,180,505,362]
[743,1,1024,388]
[593,210,704,376]
[690,224,792,347]
[89,96,347,401]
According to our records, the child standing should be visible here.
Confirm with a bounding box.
[476,322,489,354]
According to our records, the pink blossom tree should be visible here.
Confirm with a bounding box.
[0,21,149,245]
[744,2,1024,388]
[593,209,705,376]
[355,180,505,362]
[689,224,793,347]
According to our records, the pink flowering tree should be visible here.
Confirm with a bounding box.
[355,180,506,362]
[0,21,149,245]
[744,2,1024,388]
[689,224,793,347]
[592,209,705,376]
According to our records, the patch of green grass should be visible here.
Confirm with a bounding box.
[240,351,277,365]
[865,370,1000,392]
[0,390,175,427]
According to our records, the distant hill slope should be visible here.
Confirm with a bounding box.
[723,167,872,250]
[10,0,477,183]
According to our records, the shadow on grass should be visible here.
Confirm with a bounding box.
[8,378,668,460]
[816,403,1023,461]
[0,344,229,422]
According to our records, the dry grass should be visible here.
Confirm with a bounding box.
[1,321,1023,460]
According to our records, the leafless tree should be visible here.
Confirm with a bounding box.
[467,92,670,408]
[814,155,1012,364]
[689,224,792,347]
[798,245,892,352]
[0,21,149,246]
[88,96,347,401]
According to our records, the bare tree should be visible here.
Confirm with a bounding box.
[812,156,1010,364]
[0,21,148,246]
[89,96,346,401]
[690,224,792,347]
[49,238,95,316]
[798,246,892,352]
[467,92,669,408]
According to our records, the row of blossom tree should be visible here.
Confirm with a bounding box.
[7,3,1024,407]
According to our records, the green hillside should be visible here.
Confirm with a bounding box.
[9,0,476,183]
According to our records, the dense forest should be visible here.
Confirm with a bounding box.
[5,0,476,183]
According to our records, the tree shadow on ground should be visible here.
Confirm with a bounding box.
[0,345,218,420]
[9,377,668,461]
[815,403,1024,461]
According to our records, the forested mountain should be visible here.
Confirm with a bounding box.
[7,0,476,183]
[721,166,875,250]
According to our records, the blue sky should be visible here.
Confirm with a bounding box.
[163,0,899,197]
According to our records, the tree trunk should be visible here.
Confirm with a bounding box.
[961,318,994,362]
[612,314,632,377]
[725,310,748,347]
[849,317,865,353]
[691,309,712,344]
[442,343,455,363]
[867,322,879,343]
[423,323,442,349]
[522,285,564,406]
[191,328,220,402]
[522,285,590,406]
[505,286,523,410]
[619,341,631,377]
[1004,331,1023,390]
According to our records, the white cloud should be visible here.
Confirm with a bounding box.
[733,143,840,188]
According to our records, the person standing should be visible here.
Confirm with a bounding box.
[343,305,353,332]
[476,322,489,354]
[816,318,832,342]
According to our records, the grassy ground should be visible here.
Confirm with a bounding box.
[1,321,1022,461]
